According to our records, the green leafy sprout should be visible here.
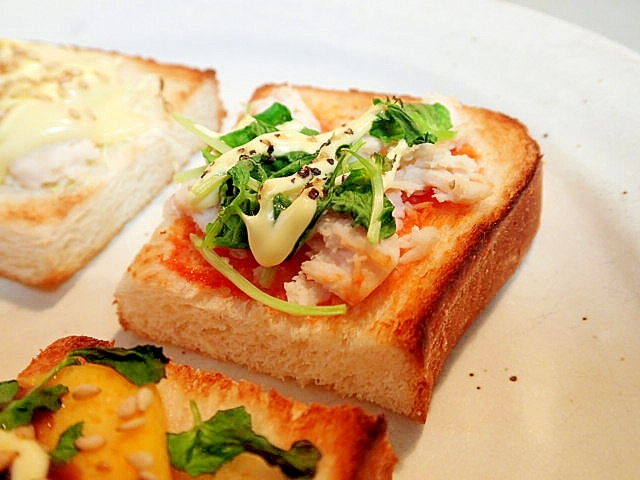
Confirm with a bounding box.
[50,421,84,464]
[176,97,455,315]
[168,401,321,479]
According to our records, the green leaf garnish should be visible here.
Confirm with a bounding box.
[192,236,347,316]
[0,380,19,406]
[341,148,392,243]
[189,98,450,256]
[220,102,293,148]
[173,165,207,184]
[370,98,455,146]
[199,151,316,251]
[50,421,84,464]
[272,193,293,220]
[300,126,320,136]
[68,345,169,386]
[0,384,69,430]
[168,402,321,479]
[0,354,79,430]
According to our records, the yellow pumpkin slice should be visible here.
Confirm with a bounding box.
[33,363,172,480]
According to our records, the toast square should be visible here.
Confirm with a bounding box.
[0,39,225,288]
[14,335,397,479]
[115,83,542,422]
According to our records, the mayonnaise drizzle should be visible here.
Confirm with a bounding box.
[191,103,386,266]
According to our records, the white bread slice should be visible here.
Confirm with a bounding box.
[15,335,397,479]
[0,39,224,288]
[115,83,542,422]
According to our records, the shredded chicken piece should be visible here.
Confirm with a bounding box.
[4,138,102,190]
[285,214,399,306]
[390,142,492,204]
[398,225,439,264]
[284,272,333,306]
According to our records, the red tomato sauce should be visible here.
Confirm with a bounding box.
[397,144,478,234]
[164,217,308,301]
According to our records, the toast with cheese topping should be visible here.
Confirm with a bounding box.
[115,83,542,422]
[5,335,396,479]
[0,39,224,288]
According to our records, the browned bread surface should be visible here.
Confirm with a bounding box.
[18,335,397,480]
[115,83,542,422]
[0,39,225,288]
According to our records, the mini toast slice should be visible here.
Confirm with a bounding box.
[14,335,397,479]
[115,83,542,422]
[0,39,224,288]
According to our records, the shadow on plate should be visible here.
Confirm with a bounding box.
[0,274,78,311]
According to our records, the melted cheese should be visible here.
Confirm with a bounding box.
[0,39,152,182]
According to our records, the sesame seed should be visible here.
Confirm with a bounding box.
[117,417,147,431]
[139,471,159,480]
[68,107,81,119]
[136,387,154,412]
[72,383,102,400]
[117,395,137,419]
[75,434,106,451]
[126,451,154,470]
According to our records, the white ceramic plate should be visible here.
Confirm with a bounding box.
[1,1,639,478]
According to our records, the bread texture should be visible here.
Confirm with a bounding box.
[115,83,542,422]
[0,39,224,288]
[16,335,397,479]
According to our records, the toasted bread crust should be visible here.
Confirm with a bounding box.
[115,84,542,422]
[0,40,225,288]
[17,336,397,479]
